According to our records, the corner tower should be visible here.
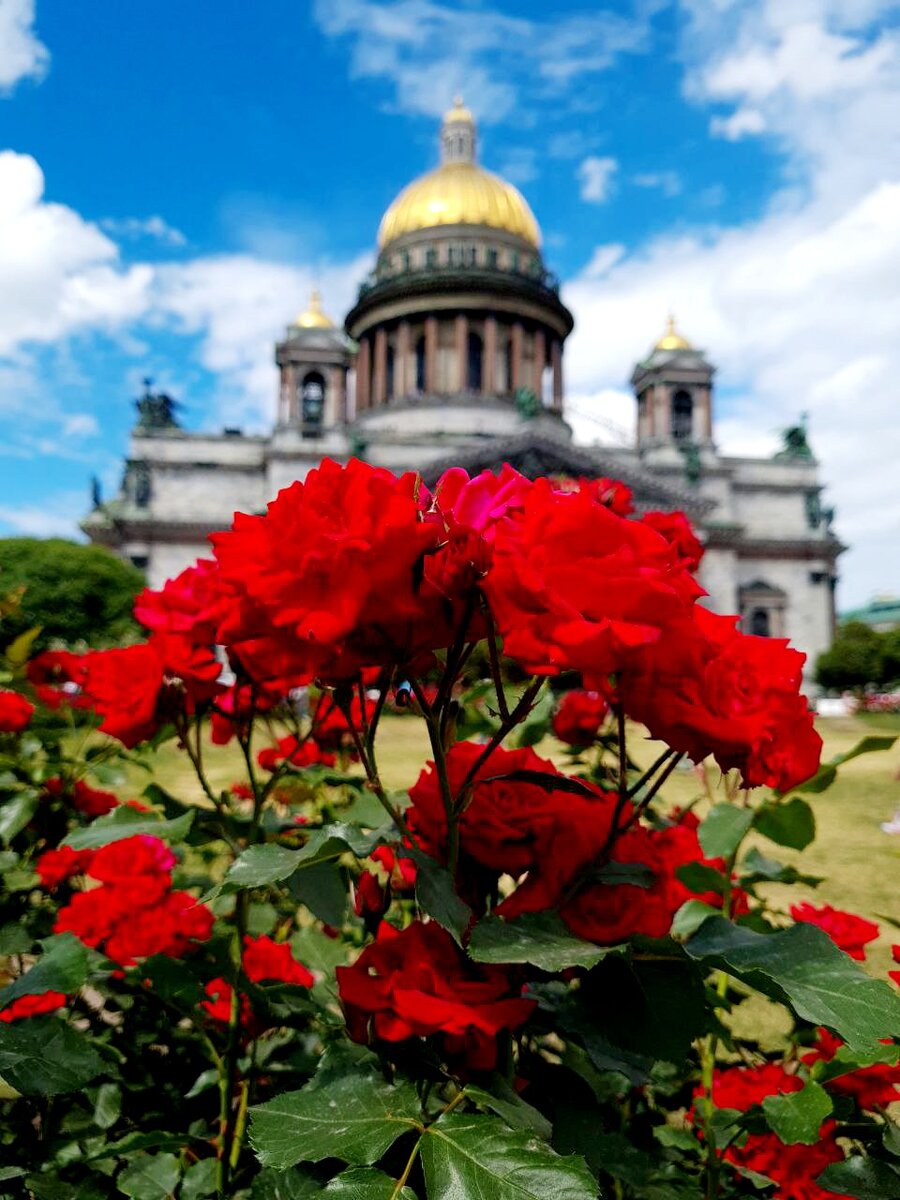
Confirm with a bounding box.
[275,290,355,436]
[345,99,573,432]
[631,317,715,451]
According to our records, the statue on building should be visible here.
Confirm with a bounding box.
[135,379,181,431]
[775,414,814,461]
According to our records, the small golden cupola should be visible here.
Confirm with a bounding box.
[654,314,692,352]
[377,97,541,249]
[294,288,335,330]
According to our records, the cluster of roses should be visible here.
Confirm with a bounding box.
[21,457,819,795]
[0,688,35,732]
[43,835,213,967]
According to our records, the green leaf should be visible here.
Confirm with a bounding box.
[762,1080,832,1144]
[0,933,88,1007]
[185,1068,218,1099]
[674,862,725,896]
[92,1081,122,1130]
[419,1113,596,1200]
[116,1152,180,1199]
[0,923,31,955]
[671,900,720,939]
[685,917,900,1051]
[466,1078,553,1139]
[406,845,473,945]
[794,736,896,797]
[220,844,301,892]
[62,807,194,851]
[180,1159,218,1200]
[322,1167,417,1199]
[817,1157,900,1199]
[0,790,39,844]
[289,861,348,926]
[5,627,41,666]
[753,798,816,850]
[738,847,823,887]
[249,1073,421,1169]
[0,1016,104,1095]
[295,823,385,867]
[468,912,607,972]
[251,1168,321,1200]
[698,804,754,859]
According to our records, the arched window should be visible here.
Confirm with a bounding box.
[467,331,483,392]
[671,389,693,440]
[386,345,395,401]
[300,371,326,434]
[415,336,426,392]
[750,608,771,637]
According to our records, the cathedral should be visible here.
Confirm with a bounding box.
[84,99,842,676]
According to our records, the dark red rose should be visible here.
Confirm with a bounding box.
[552,689,609,746]
[619,606,822,792]
[257,733,336,772]
[0,689,34,732]
[311,691,376,753]
[641,510,704,573]
[27,651,89,710]
[790,903,879,961]
[483,478,703,678]
[336,920,535,1071]
[354,845,416,919]
[408,741,612,877]
[201,935,313,1031]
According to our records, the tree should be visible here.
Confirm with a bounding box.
[815,620,884,690]
[0,539,143,650]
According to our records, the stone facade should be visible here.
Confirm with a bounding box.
[84,102,842,681]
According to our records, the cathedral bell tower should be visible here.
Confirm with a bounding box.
[275,290,355,437]
[631,317,715,453]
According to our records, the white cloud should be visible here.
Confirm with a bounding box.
[62,413,99,438]
[709,107,766,140]
[0,489,85,538]
[632,170,682,197]
[312,0,654,122]
[577,155,618,203]
[0,0,48,92]
[100,215,187,247]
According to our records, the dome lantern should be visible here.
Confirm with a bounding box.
[441,95,476,165]
[655,314,692,352]
[294,288,334,330]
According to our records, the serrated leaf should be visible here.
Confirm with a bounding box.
[116,1152,180,1199]
[753,798,816,850]
[406,845,473,944]
[62,807,194,851]
[289,860,348,925]
[220,844,301,893]
[671,900,719,939]
[420,1113,596,1200]
[0,790,39,844]
[249,1073,421,1169]
[0,1016,104,1095]
[817,1157,900,1198]
[180,1158,218,1200]
[322,1167,417,1199]
[466,1078,552,1139]
[92,1081,122,1130]
[685,917,900,1051]
[251,1168,321,1200]
[738,847,823,887]
[762,1080,832,1144]
[0,933,88,1007]
[698,804,754,859]
[468,912,607,972]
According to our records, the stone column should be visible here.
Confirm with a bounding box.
[333,366,347,424]
[484,315,497,394]
[702,385,714,441]
[373,327,387,406]
[356,338,370,412]
[425,315,438,393]
[396,320,410,399]
[455,314,468,391]
[511,321,523,392]
[654,384,668,441]
[551,338,563,411]
[533,327,546,400]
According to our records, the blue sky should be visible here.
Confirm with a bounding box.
[0,0,899,607]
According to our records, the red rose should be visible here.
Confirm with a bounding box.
[693,1064,845,1200]
[71,779,119,816]
[27,651,89,710]
[408,741,611,877]
[789,903,879,961]
[483,478,703,677]
[891,944,900,986]
[80,643,168,747]
[311,691,376,753]
[0,689,34,732]
[336,920,535,1071]
[201,935,313,1030]
[641,511,704,573]
[0,991,67,1022]
[619,606,822,792]
[134,557,224,643]
[104,891,213,966]
[256,734,336,772]
[35,846,94,889]
[212,458,445,681]
[354,845,416,920]
[552,690,609,746]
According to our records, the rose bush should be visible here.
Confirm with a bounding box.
[0,458,898,1200]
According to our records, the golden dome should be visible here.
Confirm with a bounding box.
[655,314,692,351]
[294,288,334,329]
[377,98,541,250]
